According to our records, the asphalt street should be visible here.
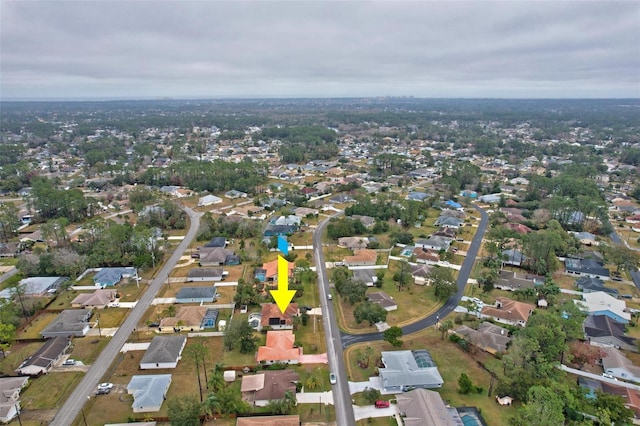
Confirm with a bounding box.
[50,207,202,426]
[313,210,356,426]
[341,205,490,347]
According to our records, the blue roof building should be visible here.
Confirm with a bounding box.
[93,267,137,288]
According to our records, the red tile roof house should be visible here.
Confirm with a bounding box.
[260,303,299,331]
[256,330,302,365]
[480,297,535,327]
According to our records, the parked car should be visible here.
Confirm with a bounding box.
[63,359,76,366]
[329,373,337,385]
[98,382,114,390]
[622,294,633,299]
[96,388,110,395]
[327,293,333,300]
[375,400,390,408]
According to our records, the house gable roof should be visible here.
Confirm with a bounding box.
[480,297,535,324]
[260,303,299,327]
[256,330,302,363]
[396,388,456,426]
[127,374,171,411]
[41,309,91,336]
[584,314,636,347]
[379,350,443,389]
[140,335,187,365]
[16,337,71,372]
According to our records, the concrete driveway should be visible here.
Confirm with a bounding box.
[353,404,397,421]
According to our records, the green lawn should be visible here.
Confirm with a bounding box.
[21,371,84,410]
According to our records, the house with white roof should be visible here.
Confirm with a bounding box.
[379,350,444,393]
[575,291,631,324]
[198,194,222,206]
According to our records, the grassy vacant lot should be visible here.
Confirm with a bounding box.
[345,327,516,426]
[19,312,59,339]
[21,371,84,410]
[69,337,110,364]
[95,308,129,328]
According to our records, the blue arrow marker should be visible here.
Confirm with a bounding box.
[278,235,288,256]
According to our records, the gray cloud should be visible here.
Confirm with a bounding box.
[1,1,638,99]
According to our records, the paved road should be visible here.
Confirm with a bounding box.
[50,207,202,426]
[0,266,18,283]
[313,210,356,426]
[341,204,490,347]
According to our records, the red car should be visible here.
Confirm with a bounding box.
[375,400,390,408]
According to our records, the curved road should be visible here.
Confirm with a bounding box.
[340,204,489,347]
[50,207,202,426]
[313,211,356,426]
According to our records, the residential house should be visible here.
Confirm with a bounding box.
[294,207,318,217]
[256,330,302,365]
[236,415,300,426]
[329,194,354,204]
[273,215,302,227]
[480,297,535,327]
[127,374,172,413]
[351,215,376,229]
[501,248,526,267]
[0,376,28,424]
[444,200,462,210]
[379,350,444,393]
[367,291,397,311]
[410,264,434,285]
[255,259,294,282]
[396,388,458,426]
[0,242,19,258]
[434,216,464,229]
[198,248,235,267]
[15,337,71,376]
[187,268,225,282]
[140,335,187,369]
[601,347,640,383]
[204,237,227,248]
[414,236,452,252]
[260,303,299,331]
[175,286,217,304]
[344,249,377,267]
[263,223,297,237]
[452,322,511,355]
[494,270,539,292]
[584,314,637,352]
[412,247,440,265]
[565,258,610,280]
[432,227,457,239]
[504,223,533,235]
[159,306,213,332]
[599,383,640,419]
[240,370,299,407]
[571,231,598,246]
[406,191,429,202]
[225,190,248,199]
[575,276,618,296]
[479,194,501,204]
[353,269,378,287]
[93,267,137,288]
[575,291,631,324]
[71,289,117,309]
[18,276,68,296]
[338,236,370,250]
[198,194,222,206]
[41,309,92,338]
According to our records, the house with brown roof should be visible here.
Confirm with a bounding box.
[257,259,294,282]
[504,223,533,235]
[412,247,440,265]
[240,370,299,407]
[396,388,458,426]
[453,322,511,355]
[367,291,397,311]
[480,297,535,327]
[198,248,235,267]
[256,330,302,365]
[260,303,299,331]
[159,306,209,333]
[71,289,117,309]
[338,236,370,250]
[236,415,300,426]
[344,249,377,267]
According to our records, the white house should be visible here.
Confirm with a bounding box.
[127,375,172,413]
[140,335,187,369]
[198,194,222,207]
[575,291,631,324]
[601,347,640,383]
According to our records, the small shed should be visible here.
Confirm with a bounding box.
[223,370,236,382]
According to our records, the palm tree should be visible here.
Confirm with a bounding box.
[363,346,374,369]
[204,392,222,419]
[304,374,320,391]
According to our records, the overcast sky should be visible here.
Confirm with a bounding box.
[1,1,639,100]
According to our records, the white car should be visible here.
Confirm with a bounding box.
[98,382,114,390]
[329,373,337,385]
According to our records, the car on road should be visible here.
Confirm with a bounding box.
[98,382,113,390]
[327,293,333,300]
[62,359,76,366]
[375,400,390,408]
[329,373,337,385]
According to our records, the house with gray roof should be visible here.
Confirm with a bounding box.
[225,189,248,199]
[127,374,172,413]
[204,237,227,248]
[501,248,526,267]
[175,286,217,304]
[140,335,187,369]
[601,347,640,383]
[406,191,429,202]
[576,276,618,296]
[352,269,377,287]
[187,268,225,282]
[434,216,464,229]
[584,314,637,352]
[415,236,452,252]
[198,248,235,267]
[0,376,29,423]
[15,337,71,376]
[19,276,68,296]
[379,350,444,393]
[41,309,92,338]
[351,215,376,229]
[494,270,540,292]
[566,258,610,280]
[93,267,137,288]
[367,291,397,311]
